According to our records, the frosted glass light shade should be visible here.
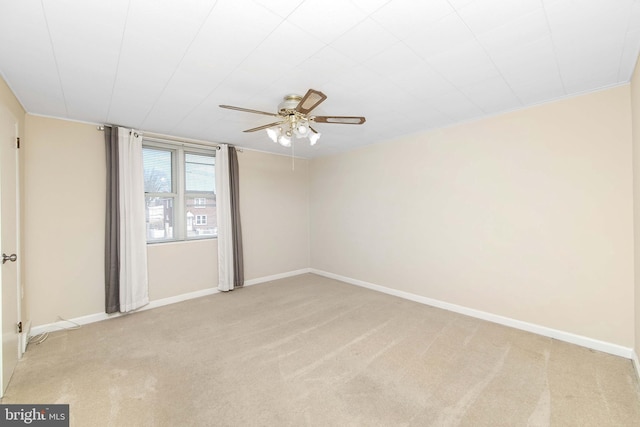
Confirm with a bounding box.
[309,132,321,146]
[266,127,279,143]
[278,135,291,147]
[295,123,309,136]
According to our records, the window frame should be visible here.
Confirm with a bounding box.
[143,144,177,243]
[143,139,217,243]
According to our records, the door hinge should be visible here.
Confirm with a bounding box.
[16,137,20,149]
[17,321,22,334]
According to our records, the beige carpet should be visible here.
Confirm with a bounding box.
[2,274,640,426]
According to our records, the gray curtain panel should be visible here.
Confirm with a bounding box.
[105,126,120,313]
[229,146,244,287]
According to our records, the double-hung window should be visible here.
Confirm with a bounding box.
[142,140,217,243]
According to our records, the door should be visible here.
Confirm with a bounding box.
[0,104,19,397]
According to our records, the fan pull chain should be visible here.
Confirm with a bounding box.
[291,139,295,171]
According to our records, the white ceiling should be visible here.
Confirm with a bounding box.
[1,0,639,158]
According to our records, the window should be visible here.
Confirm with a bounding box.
[143,147,174,241]
[185,152,216,237]
[143,141,216,242]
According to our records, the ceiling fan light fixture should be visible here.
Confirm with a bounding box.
[295,123,309,136]
[266,127,279,143]
[278,134,292,147]
[309,132,321,146]
[220,88,366,149]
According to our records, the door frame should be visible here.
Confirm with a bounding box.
[15,121,24,357]
[0,106,22,397]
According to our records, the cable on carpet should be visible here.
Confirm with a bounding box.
[56,315,81,330]
[27,315,83,346]
[28,332,48,345]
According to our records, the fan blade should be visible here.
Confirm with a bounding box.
[295,89,327,115]
[243,121,285,132]
[220,105,279,117]
[312,116,366,124]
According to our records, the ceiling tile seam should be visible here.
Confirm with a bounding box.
[39,0,69,118]
[283,0,395,50]
[621,37,640,82]
[367,5,434,44]
[167,0,311,134]
[445,1,524,108]
[539,0,568,96]
[138,0,221,129]
[349,0,393,17]
[368,8,489,118]
[279,22,331,60]
[616,3,640,82]
[104,0,134,124]
[398,39,486,120]
[284,9,388,66]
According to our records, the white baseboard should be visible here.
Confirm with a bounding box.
[310,269,634,360]
[244,268,312,286]
[633,351,640,382]
[30,287,220,337]
[29,269,312,337]
[30,268,633,362]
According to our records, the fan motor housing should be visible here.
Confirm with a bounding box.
[278,94,302,114]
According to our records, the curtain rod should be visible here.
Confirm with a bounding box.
[96,125,239,151]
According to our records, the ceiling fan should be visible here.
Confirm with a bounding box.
[219,89,366,147]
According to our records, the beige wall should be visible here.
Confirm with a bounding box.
[23,116,310,326]
[631,57,640,362]
[147,240,217,301]
[14,76,639,350]
[238,151,309,278]
[310,86,635,347]
[0,78,25,126]
[24,115,106,325]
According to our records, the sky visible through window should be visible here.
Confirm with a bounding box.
[143,148,215,194]
[185,153,215,193]
[143,148,172,193]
